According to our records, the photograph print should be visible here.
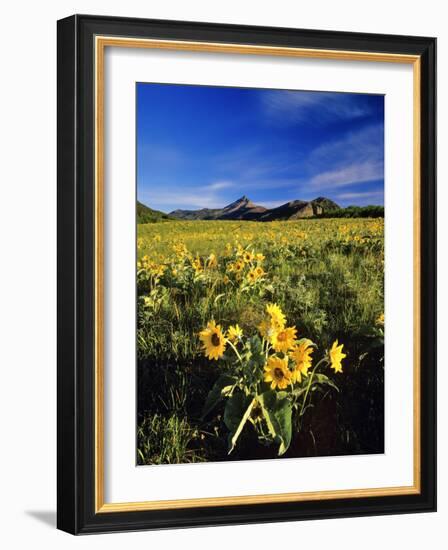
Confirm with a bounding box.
[136,83,385,465]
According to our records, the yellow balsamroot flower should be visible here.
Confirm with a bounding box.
[223,275,230,285]
[255,252,265,263]
[266,303,286,330]
[140,255,166,277]
[329,340,346,373]
[271,326,297,353]
[289,340,314,383]
[264,356,292,390]
[172,242,188,257]
[376,313,385,326]
[199,320,226,361]
[243,250,254,263]
[247,269,258,284]
[227,324,243,343]
[255,266,265,278]
[233,260,244,273]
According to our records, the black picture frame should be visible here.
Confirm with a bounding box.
[57,14,436,534]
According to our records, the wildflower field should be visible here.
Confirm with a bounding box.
[137,218,384,465]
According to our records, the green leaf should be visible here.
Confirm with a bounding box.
[248,335,263,354]
[259,391,293,456]
[213,293,226,305]
[201,375,238,419]
[313,373,339,392]
[224,393,255,454]
[297,337,316,348]
[291,387,307,399]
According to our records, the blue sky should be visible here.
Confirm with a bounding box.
[137,83,384,212]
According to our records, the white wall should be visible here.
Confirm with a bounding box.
[0,0,445,547]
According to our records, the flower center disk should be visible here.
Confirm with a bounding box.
[274,367,284,380]
[211,333,221,347]
[277,331,287,342]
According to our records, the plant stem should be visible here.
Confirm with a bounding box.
[265,341,271,361]
[299,358,328,418]
[226,338,244,366]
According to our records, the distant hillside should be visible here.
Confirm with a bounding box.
[318,205,384,218]
[142,196,383,223]
[170,196,267,221]
[137,201,173,223]
[170,195,341,222]
[258,196,340,221]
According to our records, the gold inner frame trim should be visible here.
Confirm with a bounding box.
[94,35,422,513]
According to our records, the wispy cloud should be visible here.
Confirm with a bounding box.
[310,161,383,189]
[140,190,221,210]
[139,181,238,211]
[310,124,383,165]
[306,124,384,190]
[260,90,375,126]
[214,145,292,181]
[207,180,235,191]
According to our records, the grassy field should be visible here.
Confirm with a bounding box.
[136,218,384,465]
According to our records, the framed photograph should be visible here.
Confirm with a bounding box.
[57,14,436,534]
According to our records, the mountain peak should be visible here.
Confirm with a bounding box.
[169,195,342,221]
[223,195,253,210]
[231,195,250,205]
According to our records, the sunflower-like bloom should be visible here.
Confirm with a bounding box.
[247,269,258,284]
[376,313,384,326]
[255,266,265,278]
[173,242,189,257]
[243,250,254,263]
[264,356,292,390]
[255,252,265,263]
[329,340,346,373]
[227,324,243,343]
[289,340,314,383]
[199,320,226,360]
[271,326,297,353]
[266,303,286,330]
[233,260,244,273]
